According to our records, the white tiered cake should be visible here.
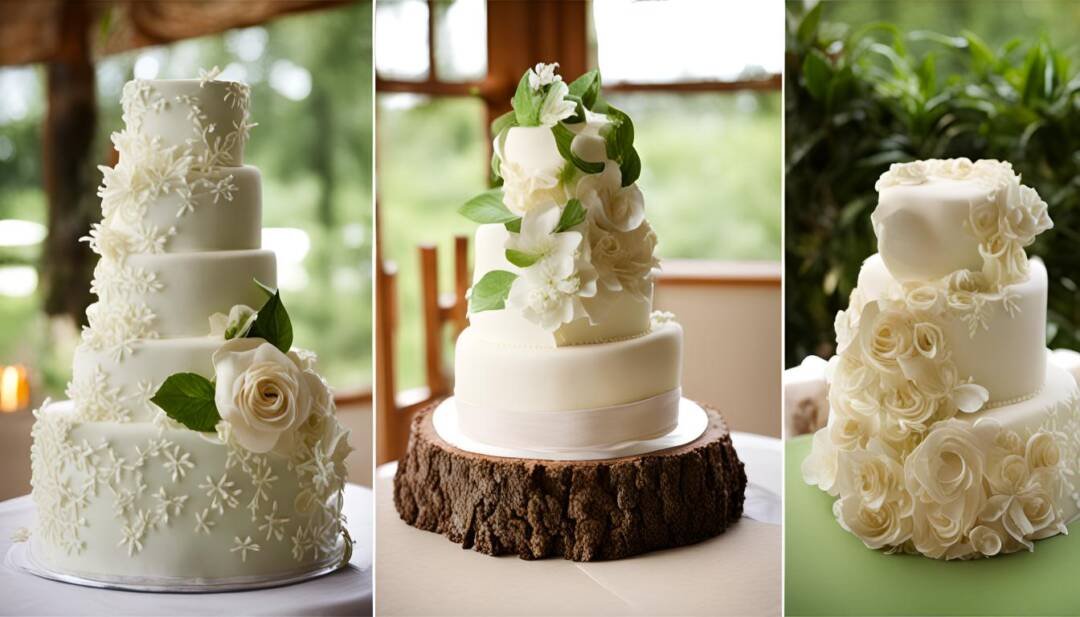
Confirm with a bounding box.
[394,63,745,561]
[803,159,1080,560]
[25,71,352,587]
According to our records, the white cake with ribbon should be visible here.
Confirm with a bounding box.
[23,69,352,587]
[803,158,1080,560]
[394,63,745,562]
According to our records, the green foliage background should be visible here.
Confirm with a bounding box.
[786,0,1080,367]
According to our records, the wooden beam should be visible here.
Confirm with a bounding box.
[41,1,97,323]
[605,74,783,93]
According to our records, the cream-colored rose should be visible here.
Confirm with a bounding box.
[843,446,910,512]
[986,453,1029,495]
[576,163,645,233]
[213,338,322,454]
[904,285,943,313]
[498,158,566,217]
[1025,432,1061,469]
[828,407,880,451]
[882,383,936,429]
[833,495,912,550]
[857,303,915,374]
[586,219,658,299]
[1017,477,1062,541]
[802,429,840,495]
[994,428,1024,456]
[968,197,1001,240]
[828,354,875,395]
[905,420,988,557]
[969,524,1003,557]
[910,322,944,360]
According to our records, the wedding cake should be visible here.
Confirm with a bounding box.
[394,63,745,561]
[802,158,1080,559]
[23,70,352,587]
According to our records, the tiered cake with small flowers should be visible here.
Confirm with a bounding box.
[803,158,1080,559]
[394,63,745,561]
[24,70,352,587]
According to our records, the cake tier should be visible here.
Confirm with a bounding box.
[857,253,1047,405]
[124,79,249,166]
[132,165,262,253]
[109,250,276,338]
[873,175,986,281]
[470,223,653,346]
[29,400,347,582]
[453,321,682,449]
[70,337,221,422]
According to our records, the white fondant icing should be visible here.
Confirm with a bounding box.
[857,254,1047,404]
[455,320,682,419]
[433,396,708,461]
[141,166,262,252]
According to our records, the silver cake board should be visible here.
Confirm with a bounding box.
[6,539,349,594]
[432,396,710,461]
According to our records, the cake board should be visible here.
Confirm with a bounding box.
[785,435,1080,616]
[393,399,746,561]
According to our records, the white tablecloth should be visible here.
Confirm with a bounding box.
[0,484,373,616]
[376,432,781,617]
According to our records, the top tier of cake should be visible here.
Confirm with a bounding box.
[464,66,660,348]
[871,159,1051,285]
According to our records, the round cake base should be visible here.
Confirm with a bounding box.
[393,399,746,561]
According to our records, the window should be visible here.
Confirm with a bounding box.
[376,0,782,394]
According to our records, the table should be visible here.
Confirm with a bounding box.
[376,432,781,617]
[786,435,1080,616]
[0,484,373,616]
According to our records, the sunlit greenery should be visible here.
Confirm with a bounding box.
[0,2,372,398]
[380,90,781,389]
[787,1,1080,366]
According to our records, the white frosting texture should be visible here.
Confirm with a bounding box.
[804,158,1069,560]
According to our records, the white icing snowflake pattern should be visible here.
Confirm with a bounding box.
[230,536,260,562]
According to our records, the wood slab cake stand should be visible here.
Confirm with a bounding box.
[393,399,746,561]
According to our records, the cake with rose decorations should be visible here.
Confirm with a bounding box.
[802,158,1080,560]
[393,63,745,561]
[21,69,352,588]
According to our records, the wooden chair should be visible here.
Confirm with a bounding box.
[376,236,469,464]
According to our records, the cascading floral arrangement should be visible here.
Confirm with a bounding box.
[459,63,659,331]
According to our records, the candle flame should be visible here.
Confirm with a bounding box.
[0,365,27,412]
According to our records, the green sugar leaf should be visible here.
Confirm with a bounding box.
[151,373,220,433]
[505,249,542,268]
[555,199,586,232]
[620,147,641,186]
[246,288,293,353]
[512,71,541,126]
[490,110,518,137]
[568,69,601,108]
[552,123,604,174]
[459,189,517,224]
[469,270,518,313]
[504,218,522,233]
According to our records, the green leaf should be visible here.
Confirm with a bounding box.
[246,290,293,353]
[490,110,517,137]
[796,2,822,47]
[505,249,541,268]
[469,270,518,313]
[568,69,601,108]
[151,373,220,432]
[619,147,641,186]
[601,103,635,164]
[511,71,540,126]
[551,123,604,174]
[563,94,586,124]
[555,199,586,232]
[802,49,832,101]
[504,218,521,233]
[254,278,276,298]
[459,189,517,224]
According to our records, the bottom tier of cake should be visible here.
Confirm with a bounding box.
[803,359,1080,559]
[28,400,350,584]
[394,399,746,561]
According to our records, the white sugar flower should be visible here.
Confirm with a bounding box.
[538,80,577,128]
[497,134,566,216]
[585,219,658,299]
[209,304,258,339]
[198,66,222,87]
[213,338,323,454]
[81,224,132,262]
[528,62,561,90]
[505,202,582,269]
[575,162,645,232]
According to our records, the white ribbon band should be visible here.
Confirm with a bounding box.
[455,387,682,451]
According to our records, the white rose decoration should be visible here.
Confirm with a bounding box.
[905,420,988,558]
[857,302,915,375]
[833,495,912,550]
[213,338,323,454]
[576,162,645,232]
[498,159,565,217]
[969,524,1003,557]
[1025,432,1061,469]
